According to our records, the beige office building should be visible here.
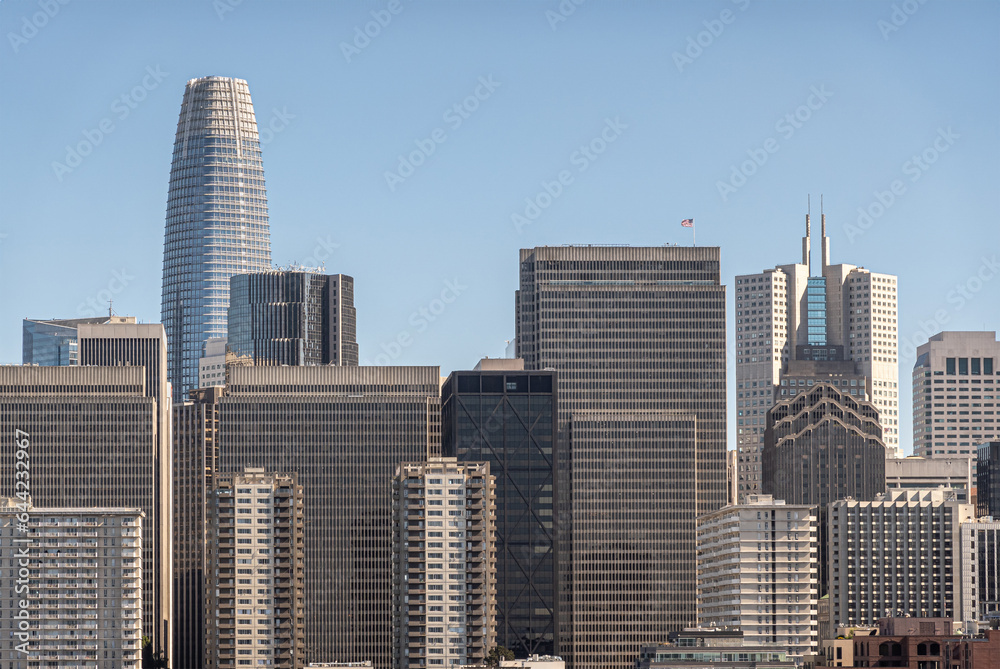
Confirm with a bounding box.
[885,456,974,503]
[828,489,974,626]
[736,212,900,501]
[912,331,1000,463]
[696,495,818,659]
[0,500,144,668]
[392,458,497,668]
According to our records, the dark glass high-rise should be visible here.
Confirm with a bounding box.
[442,363,558,656]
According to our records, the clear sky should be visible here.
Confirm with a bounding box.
[1,0,997,455]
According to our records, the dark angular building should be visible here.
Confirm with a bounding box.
[515,245,727,669]
[228,270,358,366]
[442,359,557,657]
[217,365,440,668]
[978,440,1000,518]
[763,382,886,506]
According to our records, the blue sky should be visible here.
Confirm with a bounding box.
[1,0,997,455]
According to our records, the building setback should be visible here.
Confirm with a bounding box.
[228,270,359,367]
[515,245,727,669]
[441,361,558,657]
[206,469,305,669]
[885,456,974,503]
[736,211,900,501]
[763,383,886,507]
[218,365,440,668]
[912,331,1000,463]
[392,458,496,668]
[828,489,974,627]
[161,76,272,397]
[696,496,818,659]
[0,364,169,657]
[0,501,144,669]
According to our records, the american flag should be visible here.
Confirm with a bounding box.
[681,218,694,228]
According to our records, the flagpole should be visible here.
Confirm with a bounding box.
[693,224,696,247]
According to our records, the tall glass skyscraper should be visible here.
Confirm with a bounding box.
[161,76,271,397]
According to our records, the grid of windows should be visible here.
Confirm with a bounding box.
[161,76,272,397]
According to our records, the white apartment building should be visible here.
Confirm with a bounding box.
[392,458,496,669]
[0,500,143,668]
[206,469,305,669]
[912,331,1000,462]
[829,489,975,627]
[736,211,900,501]
[696,495,818,659]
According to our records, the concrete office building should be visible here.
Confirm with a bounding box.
[77,321,173,654]
[828,489,974,626]
[22,315,136,366]
[0,363,170,657]
[737,209,900,501]
[199,337,228,388]
[0,500,144,668]
[442,361,558,657]
[218,365,440,668]
[978,440,1000,517]
[392,458,496,668]
[161,76,272,397]
[515,245,727,669]
[227,270,358,367]
[206,469,305,669]
[912,332,1000,462]
[696,496,818,659]
[885,456,974,503]
[173,386,222,668]
[763,383,886,507]
[960,518,1000,630]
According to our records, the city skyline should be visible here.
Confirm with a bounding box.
[1,2,997,457]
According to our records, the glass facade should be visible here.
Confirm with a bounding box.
[806,276,827,345]
[161,76,272,397]
[218,365,440,668]
[442,370,557,657]
[228,271,358,366]
[515,246,728,669]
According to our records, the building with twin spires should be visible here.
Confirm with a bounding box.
[735,204,900,502]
